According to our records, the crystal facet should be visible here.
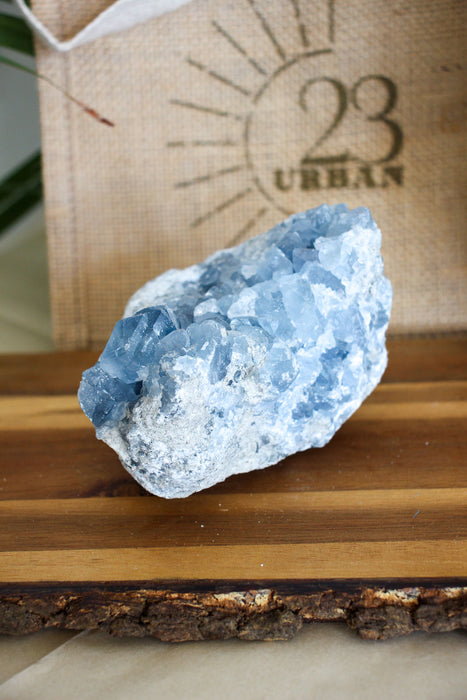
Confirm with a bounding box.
[78,204,392,498]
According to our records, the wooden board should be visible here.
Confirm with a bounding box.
[0,338,466,641]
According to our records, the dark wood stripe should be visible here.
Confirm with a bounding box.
[363,380,466,404]
[386,337,467,382]
[210,400,467,492]
[2,577,466,597]
[1,489,464,552]
[0,350,98,395]
[1,339,465,395]
[0,428,143,500]
[0,417,464,500]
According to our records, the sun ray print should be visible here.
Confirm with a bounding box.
[190,187,253,228]
[212,20,268,76]
[289,0,309,48]
[175,164,245,189]
[246,0,287,62]
[167,139,239,148]
[186,57,252,97]
[170,99,244,121]
[168,0,404,246]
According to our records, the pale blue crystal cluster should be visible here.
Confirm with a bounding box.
[79,204,392,498]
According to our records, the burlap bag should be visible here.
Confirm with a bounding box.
[32,0,466,349]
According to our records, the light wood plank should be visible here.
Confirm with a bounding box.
[0,341,465,641]
[1,382,466,431]
[0,395,89,431]
[0,540,465,582]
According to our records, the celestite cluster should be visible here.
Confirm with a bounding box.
[79,204,392,498]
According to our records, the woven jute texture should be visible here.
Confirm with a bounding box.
[33,0,466,349]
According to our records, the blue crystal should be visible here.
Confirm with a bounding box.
[79,306,178,427]
[78,204,392,498]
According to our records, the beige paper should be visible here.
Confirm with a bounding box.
[33,0,466,349]
[1,626,467,700]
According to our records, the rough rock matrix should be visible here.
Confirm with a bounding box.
[79,204,392,498]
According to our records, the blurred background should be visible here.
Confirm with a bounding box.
[0,0,51,351]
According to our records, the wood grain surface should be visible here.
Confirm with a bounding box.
[0,338,466,640]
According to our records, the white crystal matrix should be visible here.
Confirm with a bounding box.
[78,204,392,498]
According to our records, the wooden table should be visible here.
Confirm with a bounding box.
[0,338,466,641]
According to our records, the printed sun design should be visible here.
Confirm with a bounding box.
[168,0,402,245]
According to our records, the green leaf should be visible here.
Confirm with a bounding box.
[0,51,36,75]
[0,151,42,235]
[0,54,116,127]
[0,12,34,55]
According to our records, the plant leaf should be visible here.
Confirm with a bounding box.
[0,54,115,126]
[0,151,42,235]
[0,12,34,54]
[0,51,36,74]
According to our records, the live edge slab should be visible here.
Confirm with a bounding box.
[0,338,466,642]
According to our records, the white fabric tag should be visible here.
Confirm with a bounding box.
[13,0,195,51]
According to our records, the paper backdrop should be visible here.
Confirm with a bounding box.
[31,0,466,349]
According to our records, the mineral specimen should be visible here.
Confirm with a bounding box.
[78,204,392,498]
